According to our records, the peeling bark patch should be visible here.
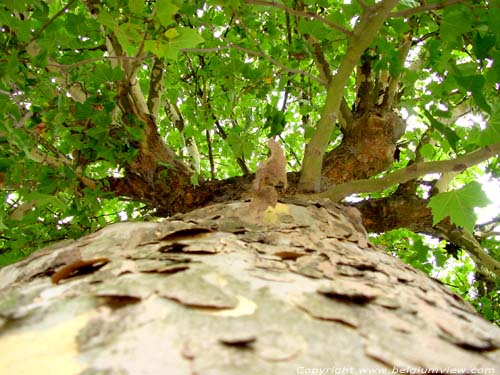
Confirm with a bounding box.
[374,295,401,309]
[254,257,288,271]
[7,246,82,285]
[273,251,306,260]
[208,295,258,317]
[364,329,498,371]
[158,227,213,242]
[159,231,228,254]
[219,332,257,346]
[290,254,328,278]
[156,269,238,309]
[294,293,360,327]
[0,283,50,320]
[419,302,500,351]
[318,280,381,303]
[94,273,159,299]
[51,258,110,284]
[98,296,141,310]
[338,261,379,272]
[256,330,304,361]
[76,312,125,352]
[136,259,190,274]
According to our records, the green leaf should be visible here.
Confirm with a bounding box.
[428,182,491,233]
[226,132,244,158]
[125,125,144,141]
[440,7,472,44]
[93,64,115,85]
[97,12,116,29]
[473,32,496,60]
[114,22,142,55]
[264,107,286,137]
[480,109,500,146]
[419,143,435,159]
[423,109,460,152]
[0,215,8,230]
[128,0,143,14]
[453,74,491,113]
[156,0,179,27]
[164,28,180,40]
[190,174,199,186]
[145,28,203,60]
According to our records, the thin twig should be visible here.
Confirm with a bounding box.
[183,44,326,86]
[46,55,154,71]
[246,0,353,36]
[390,0,469,18]
[206,129,215,179]
[28,0,79,45]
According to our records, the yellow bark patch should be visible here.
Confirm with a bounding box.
[263,202,290,223]
[0,311,94,375]
[211,295,257,317]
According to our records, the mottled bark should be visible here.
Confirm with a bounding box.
[1,201,499,374]
[322,111,404,186]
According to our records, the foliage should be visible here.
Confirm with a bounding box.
[372,229,448,275]
[428,181,490,233]
[0,0,499,322]
[374,229,500,325]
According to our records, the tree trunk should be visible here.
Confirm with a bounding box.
[0,201,499,375]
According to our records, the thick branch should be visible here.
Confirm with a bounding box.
[28,147,96,189]
[147,57,165,117]
[319,142,500,202]
[298,0,400,192]
[353,194,500,280]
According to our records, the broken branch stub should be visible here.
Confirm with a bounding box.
[250,139,288,214]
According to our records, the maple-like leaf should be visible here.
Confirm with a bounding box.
[428,181,491,233]
[156,0,179,27]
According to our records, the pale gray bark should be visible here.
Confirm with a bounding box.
[0,200,499,375]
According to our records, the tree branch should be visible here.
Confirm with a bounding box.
[298,0,400,192]
[437,222,500,280]
[357,0,368,10]
[46,55,153,71]
[319,142,500,202]
[183,44,326,86]
[27,0,79,46]
[245,0,353,36]
[389,0,470,18]
[147,57,165,118]
[305,34,332,84]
